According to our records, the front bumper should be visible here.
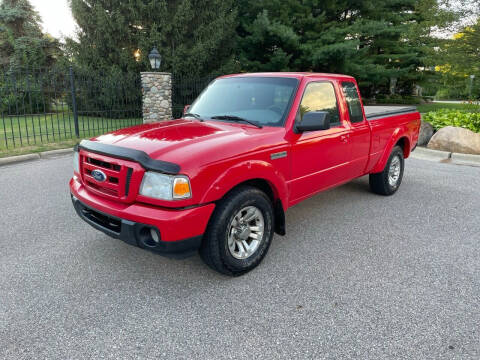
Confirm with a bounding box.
[70,177,215,258]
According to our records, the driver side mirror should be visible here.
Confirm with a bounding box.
[295,111,330,133]
[183,105,190,114]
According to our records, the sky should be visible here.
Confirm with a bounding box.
[30,0,77,39]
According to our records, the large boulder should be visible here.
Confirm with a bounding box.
[427,126,480,155]
[418,120,434,146]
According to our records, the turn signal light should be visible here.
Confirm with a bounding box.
[173,177,191,199]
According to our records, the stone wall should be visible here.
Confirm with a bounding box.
[141,72,172,123]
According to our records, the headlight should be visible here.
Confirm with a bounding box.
[73,150,80,174]
[139,172,192,200]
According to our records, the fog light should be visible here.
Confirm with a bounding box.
[150,228,160,244]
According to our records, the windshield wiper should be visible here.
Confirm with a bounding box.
[184,112,204,121]
[210,115,262,128]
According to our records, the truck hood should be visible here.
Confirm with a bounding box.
[91,119,284,172]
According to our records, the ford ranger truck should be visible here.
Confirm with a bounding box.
[70,72,421,276]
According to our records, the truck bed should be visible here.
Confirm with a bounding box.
[364,106,417,120]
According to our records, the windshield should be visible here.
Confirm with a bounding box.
[187,77,299,127]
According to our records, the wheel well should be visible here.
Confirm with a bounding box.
[243,179,275,201]
[395,137,410,157]
[224,179,286,236]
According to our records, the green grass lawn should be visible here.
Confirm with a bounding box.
[0,112,142,157]
[416,102,480,113]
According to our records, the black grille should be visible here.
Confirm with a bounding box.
[87,157,121,171]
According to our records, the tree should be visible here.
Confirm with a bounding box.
[66,0,239,117]
[447,21,480,77]
[235,0,467,97]
[342,0,426,97]
[434,18,480,99]
[235,0,303,72]
[0,0,63,115]
[67,0,238,77]
[66,0,478,100]
[0,0,61,68]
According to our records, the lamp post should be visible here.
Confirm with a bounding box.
[469,74,475,99]
[148,47,162,71]
[142,47,171,123]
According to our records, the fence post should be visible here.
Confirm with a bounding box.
[69,65,80,137]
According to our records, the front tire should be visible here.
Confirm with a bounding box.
[200,186,274,276]
[369,146,405,196]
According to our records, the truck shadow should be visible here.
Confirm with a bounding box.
[267,176,385,260]
[86,177,372,283]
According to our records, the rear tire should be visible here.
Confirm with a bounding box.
[200,186,274,276]
[369,146,404,196]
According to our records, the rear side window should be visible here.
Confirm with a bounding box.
[341,82,364,123]
[298,82,340,126]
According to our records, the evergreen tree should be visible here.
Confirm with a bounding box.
[235,0,303,72]
[342,0,424,97]
[235,0,463,97]
[67,0,238,77]
[66,0,476,98]
[0,0,61,68]
[0,0,62,115]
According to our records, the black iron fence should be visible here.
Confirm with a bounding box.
[0,65,142,151]
[0,66,215,152]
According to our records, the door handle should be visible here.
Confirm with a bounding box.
[340,134,349,143]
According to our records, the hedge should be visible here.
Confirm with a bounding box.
[423,109,480,133]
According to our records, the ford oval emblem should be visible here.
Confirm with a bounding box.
[91,169,107,182]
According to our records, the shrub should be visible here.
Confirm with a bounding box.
[423,109,480,133]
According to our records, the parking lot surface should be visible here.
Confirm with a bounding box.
[1,156,479,359]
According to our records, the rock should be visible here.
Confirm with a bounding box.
[427,126,480,155]
[418,120,434,146]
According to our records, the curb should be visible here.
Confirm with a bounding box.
[0,147,73,167]
[450,152,480,166]
[39,148,73,159]
[411,147,480,166]
[0,153,41,166]
[411,147,451,160]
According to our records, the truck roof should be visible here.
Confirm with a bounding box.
[219,72,356,81]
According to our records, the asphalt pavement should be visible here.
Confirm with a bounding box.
[0,155,479,359]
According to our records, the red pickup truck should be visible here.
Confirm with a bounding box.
[70,72,420,276]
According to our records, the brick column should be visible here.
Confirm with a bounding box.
[141,72,172,123]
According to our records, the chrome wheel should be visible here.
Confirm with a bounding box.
[388,155,401,187]
[227,206,264,260]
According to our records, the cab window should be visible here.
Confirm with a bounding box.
[297,82,340,127]
[341,82,364,123]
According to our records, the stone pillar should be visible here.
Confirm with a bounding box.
[141,72,172,123]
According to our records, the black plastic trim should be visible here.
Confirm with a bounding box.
[71,195,201,258]
[78,140,180,174]
[125,167,133,196]
[366,107,417,121]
